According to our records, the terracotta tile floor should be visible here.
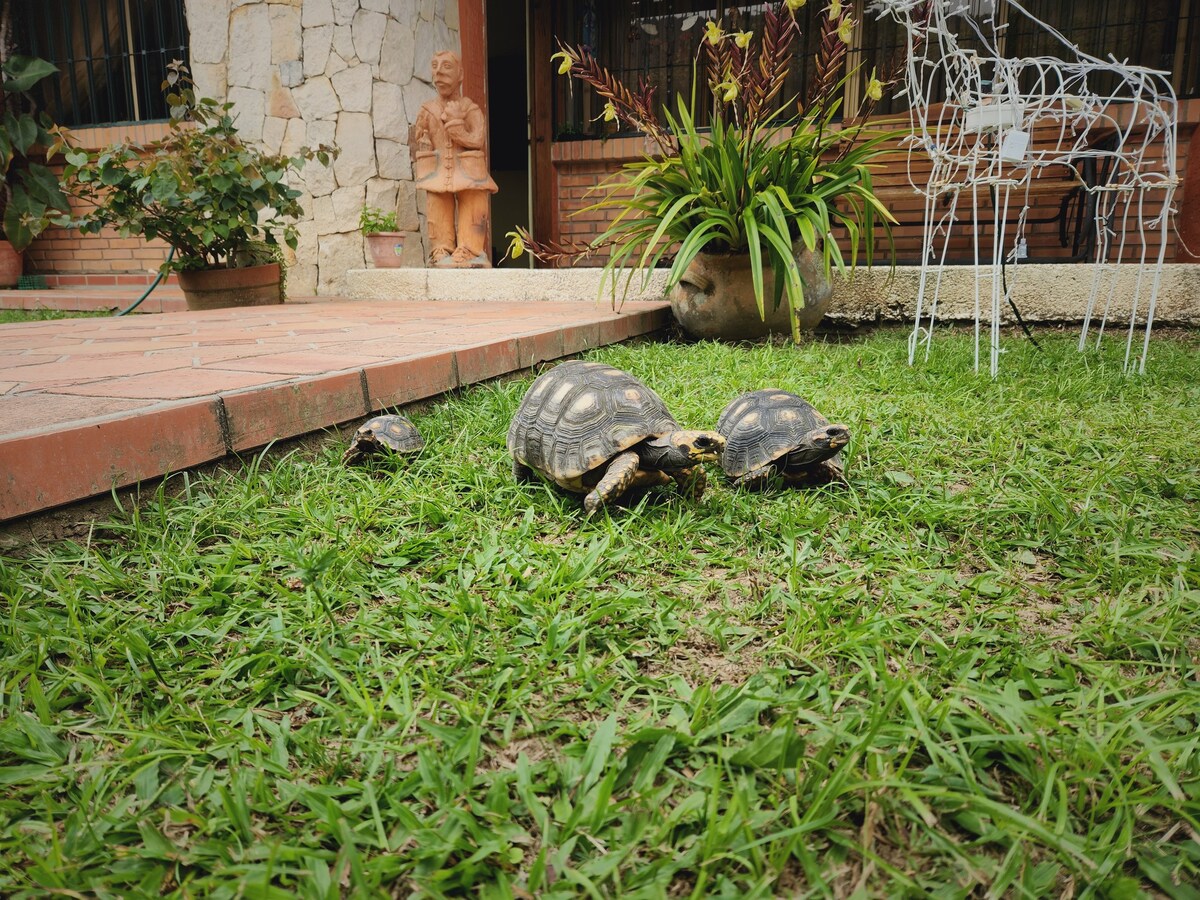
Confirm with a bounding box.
[0,295,671,522]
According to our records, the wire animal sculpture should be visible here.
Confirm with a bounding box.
[872,0,1179,375]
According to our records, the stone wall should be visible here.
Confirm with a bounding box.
[185,0,458,295]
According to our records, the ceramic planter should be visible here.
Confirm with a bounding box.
[177,263,283,311]
[668,243,833,341]
[0,240,22,289]
[366,232,405,268]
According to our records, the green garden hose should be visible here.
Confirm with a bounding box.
[114,247,175,316]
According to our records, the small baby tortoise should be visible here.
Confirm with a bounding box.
[717,389,850,488]
[507,360,725,514]
[341,414,425,465]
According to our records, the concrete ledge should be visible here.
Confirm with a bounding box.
[831,263,1200,326]
[346,266,670,304]
[346,264,1200,325]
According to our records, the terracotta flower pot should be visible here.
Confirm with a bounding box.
[366,232,405,268]
[177,263,283,311]
[0,240,22,289]
[668,243,832,341]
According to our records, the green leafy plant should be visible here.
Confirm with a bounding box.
[508,1,903,341]
[359,205,399,234]
[0,53,73,250]
[62,61,337,273]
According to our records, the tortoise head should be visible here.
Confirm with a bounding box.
[783,423,851,468]
[639,430,725,470]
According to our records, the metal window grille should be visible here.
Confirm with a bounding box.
[1006,0,1189,96]
[859,0,1197,115]
[15,0,189,127]
[550,0,825,140]
[547,0,1177,137]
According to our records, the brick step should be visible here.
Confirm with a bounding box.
[0,288,188,314]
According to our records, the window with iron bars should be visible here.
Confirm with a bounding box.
[550,0,833,140]
[857,0,1197,116]
[15,0,189,128]
[551,0,1198,139]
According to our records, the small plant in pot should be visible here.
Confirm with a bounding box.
[360,205,405,268]
[0,53,74,288]
[507,1,903,342]
[63,61,336,310]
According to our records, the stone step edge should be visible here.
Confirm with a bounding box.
[0,309,670,522]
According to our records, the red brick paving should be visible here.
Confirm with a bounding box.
[0,296,671,521]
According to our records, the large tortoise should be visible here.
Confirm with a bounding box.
[507,360,725,514]
[342,414,425,465]
[717,389,850,488]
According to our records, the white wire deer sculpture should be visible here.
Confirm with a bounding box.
[871,0,1179,375]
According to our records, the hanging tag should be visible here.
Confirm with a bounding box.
[999,129,1030,163]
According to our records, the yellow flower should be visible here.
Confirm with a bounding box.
[602,101,617,122]
[866,69,883,102]
[551,50,573,75]
[837,16,854,43]
[506,231,525,259]
[715,80,738,103]
[784,0,806,9]
[704,21,724,45]
[733,30,752,49]
[828,0,842,17]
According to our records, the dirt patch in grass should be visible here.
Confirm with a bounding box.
[640,630,768,687]
[477,736,561,772]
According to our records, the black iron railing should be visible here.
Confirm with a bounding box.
[16,0,189,127]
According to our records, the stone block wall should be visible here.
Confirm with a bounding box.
[185,0,459,294]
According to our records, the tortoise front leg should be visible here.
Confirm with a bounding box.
[584,451,640,515]
[782,458,846,487]
[672,465,707,501]
[732,465,774,491]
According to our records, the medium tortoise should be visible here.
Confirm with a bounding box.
[507,360,725,514]
[342,414,426,465]
[717,389,850,488]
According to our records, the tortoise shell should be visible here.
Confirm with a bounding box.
[507,360,679,491]
[717,389,845,478]
[342,414,425,464]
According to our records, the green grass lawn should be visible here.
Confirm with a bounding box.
[0,308,111,324]
[1,329,1198,897]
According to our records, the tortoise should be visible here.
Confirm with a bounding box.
[716,389,850,488]
[507,360,726,514]
[341,414,426,465]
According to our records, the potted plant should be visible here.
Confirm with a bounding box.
[0,52,73,287]
[507,1,901,342]
[62,61,336,310]
[360,205,405,268]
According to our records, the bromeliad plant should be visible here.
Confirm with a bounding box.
[508,1,903,341]
[63,61,336,273]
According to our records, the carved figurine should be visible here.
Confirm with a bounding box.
[411,50,499,268]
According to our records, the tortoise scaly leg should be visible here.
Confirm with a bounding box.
[628,471,671,489]
[584,451,640,515]
[732,465,774,491]
[672,466,707,501]
[783,458,847,487]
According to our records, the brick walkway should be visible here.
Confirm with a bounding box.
[0,296,671,522]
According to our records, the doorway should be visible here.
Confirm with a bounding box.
[487,0,531,267]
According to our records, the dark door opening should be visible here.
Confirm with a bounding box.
[487,0,531,267]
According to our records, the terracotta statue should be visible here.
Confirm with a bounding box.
[411,50,498,268]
